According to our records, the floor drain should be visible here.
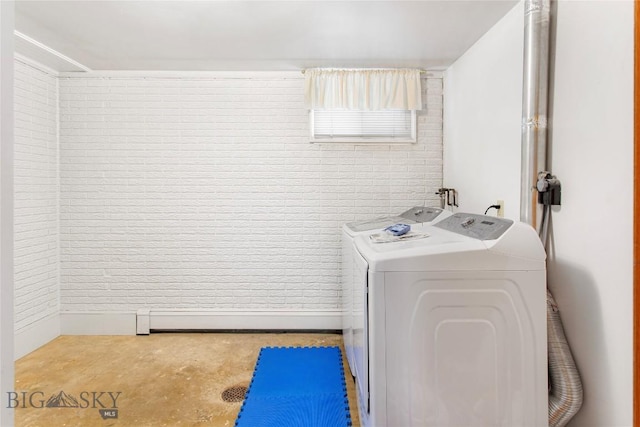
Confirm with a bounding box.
[222,385,247,403]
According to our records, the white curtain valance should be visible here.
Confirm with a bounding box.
[304,68,422,111]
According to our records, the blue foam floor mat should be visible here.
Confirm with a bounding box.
[235,346,352,427]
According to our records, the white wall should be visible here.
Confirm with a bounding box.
[57,73,442,327]
[13,57,60,357]
[443,2,524,219]
[547,2,633,425]
[443,1,634,425]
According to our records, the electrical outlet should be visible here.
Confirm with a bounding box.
[497,200,504,218]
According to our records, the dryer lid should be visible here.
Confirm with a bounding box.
[434,213,514,241]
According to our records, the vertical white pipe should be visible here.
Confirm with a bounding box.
[521,0,550,226]
[0,1,15,426]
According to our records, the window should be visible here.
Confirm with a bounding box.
[304,68,422,144]
[309,109,416,144]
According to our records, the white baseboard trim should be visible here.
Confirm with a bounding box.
[15,312,60,360]
[60,311,137,335]
[60,310,342,336]
[145,310,342,333]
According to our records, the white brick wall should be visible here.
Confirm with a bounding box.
[58,73,443,313]
[14,58,59,333]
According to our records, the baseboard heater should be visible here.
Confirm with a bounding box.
[136,309,342,335]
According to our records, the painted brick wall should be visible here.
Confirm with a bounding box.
[14,58,59,332]
[59,73,442,313]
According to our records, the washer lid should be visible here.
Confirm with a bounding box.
[355,217,546,272]
[399,206,448,224]
[343,206,450,236]
[344,215,412,235]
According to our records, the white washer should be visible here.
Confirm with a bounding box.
[353,213,548,427]
[341,207,451,377]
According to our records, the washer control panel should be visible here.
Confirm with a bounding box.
[400,206,444,223]
[434,213,514,240]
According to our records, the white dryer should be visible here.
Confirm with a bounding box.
[341,207,451,377]
[353,213,548,427]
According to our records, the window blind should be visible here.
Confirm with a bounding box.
[311,109,416,143]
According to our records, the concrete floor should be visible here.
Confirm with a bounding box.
[15,333,360,427]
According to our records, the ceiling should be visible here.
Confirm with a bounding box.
[15,1,518,72]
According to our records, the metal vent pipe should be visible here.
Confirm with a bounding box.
[521,0,550,225]
[547,289,584,426]
[520,1,583,426]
